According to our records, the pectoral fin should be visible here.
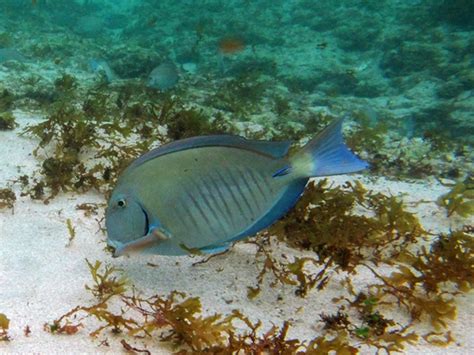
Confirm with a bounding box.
[150,226,172,241]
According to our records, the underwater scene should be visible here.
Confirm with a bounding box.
[0,0,473,353]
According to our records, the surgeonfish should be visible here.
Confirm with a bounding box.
[0,48,27,64]
[147,61,179,91]
[89,59,118,83]
[106,117,368,257]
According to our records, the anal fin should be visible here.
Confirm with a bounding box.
[199,242,231,254]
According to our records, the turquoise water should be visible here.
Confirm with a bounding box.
[0,1,473,353]
[0,0,473,180]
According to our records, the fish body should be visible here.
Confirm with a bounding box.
[75,15,104,37]
[106,118,368,257]
[147,62,179,91]
[0,48,26,63]
[89,59,118,82]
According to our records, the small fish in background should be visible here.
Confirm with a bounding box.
[181,62,197,75]
[74,15,105,37]
[317,41,328,49]
[357,105,379,127]
[176,50,200,75]
[106,117,368,257]
[147,61,179,91]
[402,116,416,138]
[0,48,27,64]
[89,59,119,83]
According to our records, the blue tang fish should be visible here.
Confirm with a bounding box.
[147,61,179,91]
[106,117,368,257]
[89,59,118,83]
[0,48,27,63]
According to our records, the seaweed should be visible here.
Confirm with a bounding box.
[346,113,387,156]
[305,331,358,354]
[45,261,129,336]
[253,179,460,300]
[81,90,110,122]
[209,74,267,117]
[0,111,17,130]
[247,180,472,351]
[54,73,78,93]
[247,237,330,298]
[0,314,10,342]
[120,340,151,354]
[129,292,235,351]
[273,95,290,116]
[0,188,16,210]
[0,89,14,112]
[47,201,473,353]
[84,259,128,301]
[319,304,417,353]
[269,179,423,273]
[395,229,473,297]
[218,317,305,354]
[66,218,76,246]
[76,203,99,217]
[46,259,364,353]
[27,180,46,201]
[436,179,474,218]
[329,227,473,349]
[320,311,350,331]
[20,82,236,201]
[165,108,219,140]
[246,237,298,299]
[21,88,140,199]
[24,325,31,337]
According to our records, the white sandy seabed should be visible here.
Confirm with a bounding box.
[0,114,472,354]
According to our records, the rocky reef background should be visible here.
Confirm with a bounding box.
[0,0,472,178]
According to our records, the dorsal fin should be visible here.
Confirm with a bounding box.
[127,135,292,171]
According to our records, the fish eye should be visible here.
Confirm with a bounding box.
[117,199,126,208]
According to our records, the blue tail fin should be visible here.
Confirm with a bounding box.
[291,117,368,177]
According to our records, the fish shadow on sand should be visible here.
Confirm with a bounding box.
[115,243,276,296]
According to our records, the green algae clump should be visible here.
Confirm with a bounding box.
[437,179,474,218]
[0,313,10,341]
[46,260,313,353]
[0,188,16,210]
[269,179,424,271]
[84,259,128,301]
[249,180,472,352]
[0,111,17,130]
